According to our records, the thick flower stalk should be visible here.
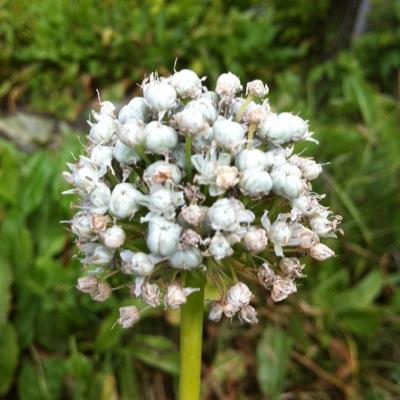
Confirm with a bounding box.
[63,68,342,399]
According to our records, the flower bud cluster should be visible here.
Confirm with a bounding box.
[63,68,342,328]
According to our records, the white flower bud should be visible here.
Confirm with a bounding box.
[208,198,254,232]
[89,182,111,215]
[235,148,269,171]
[64,159,100,193]
[258,112,316,145]
[244,227,268,253]
[143,160,182,186]
[169,69,203,99]
[185,96,218,125]
[213,118,246,153]
[144,121,178,154]
[120,251,156,276]
[88,116,116,144]
[207,232,234,260]
[223,302,239,318]
[146,216,182,256]
[169,247,203,269]
[258,262,276,289]
[118,119,145,147]
[85,244,114,265]
[113,140,140,165]
[239,305,258,324]
[146,187,184,219]
[90,281,112,302]
[118,306,140,328]
[290,193,322,220]
[100,225,126,249]
[118,97,151,124]
[174,107,208,136]
[76,276,99,293]
[208,301,225,322]
[141,282,162,307]
[215,165,239,190]
[164,284,199,309]
[98,101,116,118]
[309,213,340,238]
[180,205,208,227]
[271,163,307,199]
[271,277,297,302]
[309,243,335,261]
[71,214,94,239]
[180,229,202,247]
[288,223,319,249]
[262,213,292,257]
[90,145,113,176]
[216,72,242,101]
[109,183,143,219]
[279,258,305,279]
[239,168,272,196]
[226,282,252,311]
[246,80,269,98]
[143,78,177,115]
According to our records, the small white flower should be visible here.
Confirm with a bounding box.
[244,227,268,253]
[144,121,178,154]
[164,284,199,309]
[118,306,140,328]
[120,251,156,276]
[216,72,242,102]
[214,165,240,191]
[309,243,335,260]
[262,212,291,257]
[246,79,269,98]
[143,75,177,117]
[89,145,114,176]
[169,68,203,99]
[258,112,316,145]
[113,140,140,165]
[146,216,182,256]
[84,244,114,265]
[180,205,208,227]
[90,281,112,302]
[289,155,322,181]
[213,118,246,153]
[118,119,145,147]
[290,193,323,220]
[174,107,208,136]
[226,282,252,311]
[239,168,272,197]
[279,258,305,279]
[143,160,182,187]
[88,115,117,144]
[143,186,184,219]
[63,158,101,193]
[141,282,162,307]
[185,96,218,125]
[109,183,144,219]
[309,211,341,238]
[169,247,203,269]
[100,225,126,249]
[235,148,269,171]
[287,223,319,249]
[118,97,151,124]
[208,198,254,232]
[207,232,234,260]
[271,163,308,199]
[71,213,94,239]
[208,301,225,322]
[271,277,297,302]
[258,262,276,289]
[89,182,111,215]
[76,276,99,293]
[238,305,258,324]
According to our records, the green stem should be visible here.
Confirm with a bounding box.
[134,144,151,165]
[246,122,257,149]
[179,271,205,400]
[235,95,254,122]
[185,134,193,182]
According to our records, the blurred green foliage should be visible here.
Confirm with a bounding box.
[0,0,400,399]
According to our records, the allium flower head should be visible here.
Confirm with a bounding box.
[63,68,342,327]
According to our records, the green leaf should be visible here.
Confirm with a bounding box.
[256,326,293,399]
[0,322,19,395]
[0,140,20,204]
[0,260,12,326]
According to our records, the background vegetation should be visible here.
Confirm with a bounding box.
[0,0,399,398]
